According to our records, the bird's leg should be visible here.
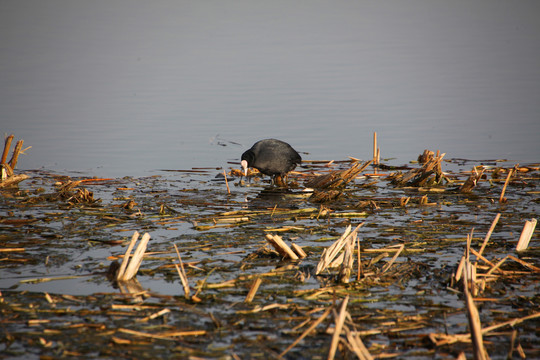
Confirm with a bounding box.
[274,174,288,188]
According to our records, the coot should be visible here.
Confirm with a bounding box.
[241,139,302,186]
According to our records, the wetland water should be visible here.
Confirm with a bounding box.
[1,1,540,176]
[1,1,540,359]
[1,159,539,359]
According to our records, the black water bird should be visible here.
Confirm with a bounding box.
[241,139,302,186]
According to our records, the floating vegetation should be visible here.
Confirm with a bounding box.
[1,134,539,359]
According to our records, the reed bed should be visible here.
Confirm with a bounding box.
[1,135,539,359]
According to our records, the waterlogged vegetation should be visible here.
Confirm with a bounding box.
[1,146,539,359]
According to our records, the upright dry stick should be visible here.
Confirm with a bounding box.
[356,235,362,281]
[381,244,405,273]
[499,168,514,203]
[173,243,190,298]
[9,140,23,169]
[116,231,140,281]
[328,296,349,360]
[1,134,14,165]
[316,223,364,275]
[244,277,262,303]
[373,132,377,165]
[478,213,501,256]
[223,169,231,194]
[465,284,490,360]
[122,232,150,280]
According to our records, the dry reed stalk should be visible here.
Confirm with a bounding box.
[121,233,150,281]
[316,223,364,275]
[338,240,354,283]
[507,254,540,272]
[328,296,349,360]
[244,277,262,303]
[499,168,513,203]
[344,326,374,360]
[305,160,372,189]
[478,213,501,256]
[265,234,299,260]
[465,285,490,360]
[223,169,230,194]
[116,231,140,281]
[463,256,489,359]
[516,218,536,252]
[290,243,307,258]
[484,256,509,277]
[356,235,362,281]
[118,328,205,340]
[381,244,405,273]
[429,311,540,346]
[1,134,14,165]
[278,306,333,359]
[137,308,171,322]
[454,256,466,282]
[9,140,23,169]
[373,132,378,165]
[173,243,190,298]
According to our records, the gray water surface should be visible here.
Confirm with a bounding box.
[2,0,539,177]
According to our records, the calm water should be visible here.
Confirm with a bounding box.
[2,0,540,177]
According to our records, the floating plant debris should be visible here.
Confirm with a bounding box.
[0,136,539,359]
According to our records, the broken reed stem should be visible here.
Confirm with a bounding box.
[173,243,190,298]
[344,326,374,360]
[381,244,404,273]
[9,140,23,169]
[373,132,377,165]
[499,168,513,203]
[223,169,230,194]
[116,231,140,281]
[265,234,299,260]
[465,285,490,360]
[122,232,150,281]
[478,213,501,256]
[316,223,364,275]
[278,306,333,359]
[356,235,362,281]
[328,296,349,360]
[244,277,262,303]
[1,134,14,165]
[516,218,537,252]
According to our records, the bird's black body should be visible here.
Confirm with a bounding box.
[241,139,302,181]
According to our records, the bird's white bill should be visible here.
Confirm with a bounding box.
[241,160,248,176]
